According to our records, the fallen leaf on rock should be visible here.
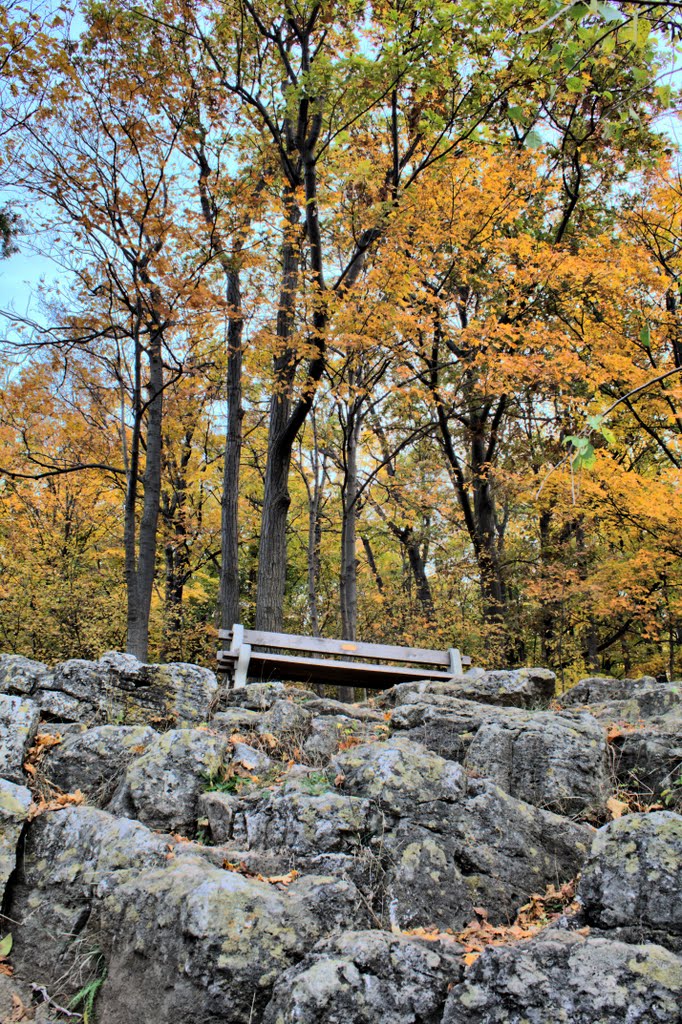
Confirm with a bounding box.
[221,860,299,888]
[26,790,85,821]
[606,796,629,820]
[10,992,30,1021]
[33,733,63,749]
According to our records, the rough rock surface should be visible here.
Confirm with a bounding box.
[0,778,32,897]
[382,667,556,709]
[41,724,157,802]
[220,682,318,710]
[94,858,367,1024]
[578,811,682,951]
[464,709,609,814]
[262,929,462,1024]
[610,707,682,805]
[107,727,230,831]
[0,651,218,727]
[0,653,52,696]
[6,806,171,990]
[560,674,661,706]
[0,651,680,1024]
[0,693,40,784]
[390,698,608,814]
[442,929,682,1023]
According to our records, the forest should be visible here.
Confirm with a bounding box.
[1,0,682,685]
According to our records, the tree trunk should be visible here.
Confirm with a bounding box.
[255,191,301,632]
[126,328,164,662]
[340,405,360,643]
[220,267,244,629]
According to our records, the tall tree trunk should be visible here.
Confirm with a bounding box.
[340,403,360,642]
[220,267,244,629]
[126,328,164,661]
[255,190,302,632]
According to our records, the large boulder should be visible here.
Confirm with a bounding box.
[94,857,368,1024]
[390,699,608,815]
[262,929,462,1024]
[578,811,682,952]
[333,740,591,930]
[219,682,318,711]
[382,668,556,709]
[560,675,662,706]
[27,653,218,727]
[107,728,230,832]
[463,710,609,815]
[442,930,682,1023]
[0,654,52,696]
[6,806,170,992]
[0,693,40,784]
[41,724,157,803]
[0,779,32,900]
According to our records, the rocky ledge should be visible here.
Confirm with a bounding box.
[0,653,680,1023]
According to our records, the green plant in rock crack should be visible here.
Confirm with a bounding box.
[298,770,335,795]
[69,951,107,1024]
[661,768,682,808]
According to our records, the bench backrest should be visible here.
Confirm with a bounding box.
[218,627,457,668]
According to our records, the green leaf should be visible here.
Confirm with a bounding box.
[586,414,603,430]
[508,105,526,123]
[596,2,624,23]
[639,324,651,347]
[566,76,585,93]
[0,934,12,958]
[524,129,543,149]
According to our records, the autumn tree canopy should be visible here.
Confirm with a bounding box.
[1,0,682,682]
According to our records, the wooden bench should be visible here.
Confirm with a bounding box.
[217,625,471,690]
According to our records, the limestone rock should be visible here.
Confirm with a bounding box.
[442,930,682,1023]
[0,654,52,696]
[41,725,157,803]
[332,737,466,820]
[6,806,170,992]
[229,784,380,859]
[302,715,380,764]
[381,775,592,932]
[262,929,463,1024]
[0,779,32,901]
[390,700,608,814]
[332,739,592,931]
[383,668,556,709]
[257,699,313,741]
[560,675,661,706]
[299,698,385,722]
[210,707,261,734]
[28,654,218,727]
[107,728,230,832]
[580,686,682,724]
[94,857,368,1024]
[463,710,609,815]
[610,708,682,805]
[0,694,40,784]
[578,811,682,951]
[221,682,318,711]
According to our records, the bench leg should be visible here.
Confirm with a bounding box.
[233,643,252,689]
[448,648,463,677]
